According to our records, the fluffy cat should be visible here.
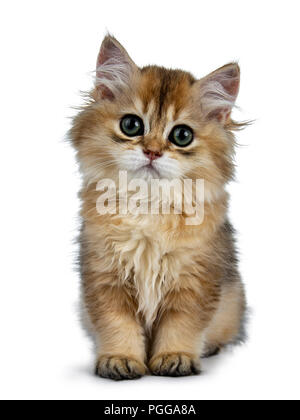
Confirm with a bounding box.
[70,35,247,380]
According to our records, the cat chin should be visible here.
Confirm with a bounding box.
[129,165,180,182]
[119,165,162,182]
[134,166,162,181]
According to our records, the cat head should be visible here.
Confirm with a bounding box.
[71,35,243,200]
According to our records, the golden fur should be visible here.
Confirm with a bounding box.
[70,35,247,380]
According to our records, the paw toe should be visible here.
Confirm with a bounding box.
[150,352,201,377]
[96,356,146,381]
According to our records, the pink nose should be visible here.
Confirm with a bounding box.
[143,149,162,161]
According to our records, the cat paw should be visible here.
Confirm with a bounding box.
[149,352,201,377]
[95,355,147,381]
[202,345,221,358]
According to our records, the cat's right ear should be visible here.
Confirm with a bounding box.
[95,35,138,100]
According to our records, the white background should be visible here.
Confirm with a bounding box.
[0,0,299,400]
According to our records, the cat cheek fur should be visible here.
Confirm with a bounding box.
[69,35,247,380]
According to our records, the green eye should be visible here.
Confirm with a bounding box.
[169,125,194,147]
[120,115,144,137]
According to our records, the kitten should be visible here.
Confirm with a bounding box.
[70,35,247,380]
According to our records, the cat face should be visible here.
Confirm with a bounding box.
[71,36,241,199]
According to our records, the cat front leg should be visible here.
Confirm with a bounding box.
[149,284,219,377]
[84,281,147,380]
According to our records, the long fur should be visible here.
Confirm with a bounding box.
[69,35,248,380]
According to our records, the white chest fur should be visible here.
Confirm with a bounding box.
[105,217,188,328]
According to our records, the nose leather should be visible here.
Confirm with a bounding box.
[143,149,162,161]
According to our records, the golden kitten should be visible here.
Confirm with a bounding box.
[70,35,247,380]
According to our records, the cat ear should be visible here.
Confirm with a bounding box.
[96,35,138,100]
[197,63,240,124]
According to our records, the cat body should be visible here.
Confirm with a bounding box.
[71,36,247,379]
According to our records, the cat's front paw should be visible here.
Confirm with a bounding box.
[149,352,201,377]
[95,355,147,381]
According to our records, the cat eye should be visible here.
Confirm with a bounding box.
[120,115,144,137]
[169,125,194,147]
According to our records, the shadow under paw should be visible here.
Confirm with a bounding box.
[96,355,146,381]
[149,352,201,377]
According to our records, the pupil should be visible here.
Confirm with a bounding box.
[177,129,188,141]
[127,118,137,130]
[180,130,187,139]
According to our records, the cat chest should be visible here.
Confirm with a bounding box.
[111,228,183,326]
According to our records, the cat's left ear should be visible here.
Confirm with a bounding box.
[95,35,138,100]
[196,63,240,124]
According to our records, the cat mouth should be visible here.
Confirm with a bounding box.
[140,163,161,178]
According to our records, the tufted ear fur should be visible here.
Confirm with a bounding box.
[196,63,240,124]
[96,35,138,100]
